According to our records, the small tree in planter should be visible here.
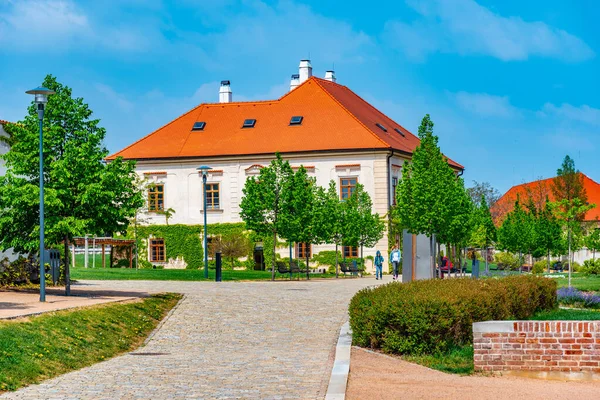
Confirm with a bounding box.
[209,233,252,269]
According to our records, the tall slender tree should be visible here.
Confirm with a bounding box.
[240,153,294,281]
[534,198,564,271]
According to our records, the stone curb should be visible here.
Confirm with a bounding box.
[325,321,352,400]
[140,293,187,347]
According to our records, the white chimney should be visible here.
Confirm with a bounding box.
[298,59,312,83]
[324,70,336,83]
[290,74,300,91]
[219,80,232,103]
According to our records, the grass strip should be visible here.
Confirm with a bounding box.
[529,308,600,320]
[70,267,341,281]
[0,293,182,392]
[403,346,474,375]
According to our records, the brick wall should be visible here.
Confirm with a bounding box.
[473,320,600,380]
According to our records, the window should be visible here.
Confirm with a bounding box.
[242,119,256,128]
[148,184,164,212]
[205,183,220,210]
[376,122,387,132]
[192,121,206,131]
[150,239,165,262]
[340,178,358,200]
[290,116,303,125]
[394,127,405,137]
[392,177,398,205]
[296,242,311,259]
[343,246,358,258]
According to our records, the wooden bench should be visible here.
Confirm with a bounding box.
[339,261,361,277]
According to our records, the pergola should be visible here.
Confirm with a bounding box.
[72,237,136,268]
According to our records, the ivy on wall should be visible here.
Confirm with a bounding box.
[127,223,246,269]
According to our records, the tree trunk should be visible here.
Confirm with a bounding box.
[430,236,435,279]
[485,246,489,275]
[335,243,339,279]
[306,246,310,280]
[547,249,551,274]
[568,227,572,287]
[271,231,276,281]
[64,235,71,296]
[360,244,364,278]
[289,241,293,280]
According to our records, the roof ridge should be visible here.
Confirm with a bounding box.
[310,78,390,148]
[107,103,204,160]
[204,99,278,107]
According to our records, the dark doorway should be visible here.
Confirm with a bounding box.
[253,244,265,271]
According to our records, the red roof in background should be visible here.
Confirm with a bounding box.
[0,120,10,125]
[108,77,463,169]
[491,173,600,222]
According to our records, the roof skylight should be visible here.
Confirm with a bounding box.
[242,119,256,128]
[290,116,303,125]
[376,123,387,132]
[394,127,405,137]
[192,121,206,131]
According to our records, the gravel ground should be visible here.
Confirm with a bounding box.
[346,347,600,400]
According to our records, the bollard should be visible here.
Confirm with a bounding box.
[215,252,222,282]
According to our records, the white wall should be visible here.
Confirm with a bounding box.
[135,151,410,272]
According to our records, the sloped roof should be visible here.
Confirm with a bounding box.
[108,77,463,169]
[491,173,600,222]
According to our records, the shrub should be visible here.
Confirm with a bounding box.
[557,287,600,309]
[348,275,556,356]
[532,260,548,274]
[311,251,342,268]
[571,261,582,272]
[494,252,520,270]
[582,259,600,275]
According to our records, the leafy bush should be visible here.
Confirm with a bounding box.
[532,260,548,274]
[571,261,582,272]
[557,287,600,309]
[311,251,342,268]
[349,275,556,355]
[494,252,520,270]
[582,259,600,275]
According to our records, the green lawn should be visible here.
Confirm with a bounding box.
[529,308,600,320]
[552,273,600,292]
[403,346,474,375]
[70,266,342,281]
[0,293,181,392]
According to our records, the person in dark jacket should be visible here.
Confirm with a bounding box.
[374,250,384,280]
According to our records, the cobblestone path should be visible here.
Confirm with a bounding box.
[3,278,384,400]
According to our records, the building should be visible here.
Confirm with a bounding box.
[109,60,463,271]
[492,173,600,263]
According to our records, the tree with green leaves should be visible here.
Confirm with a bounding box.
[345,184,385,271]
[0,75,143,292]
[469,194,496,274]
[281,166,316,279]
[240,153,294,280]
[395,114,457,277]
[314,181,344,277]
[533,199,564,271]
[497,197,536,270]
[585,228,600,261]
[552,155,588,215]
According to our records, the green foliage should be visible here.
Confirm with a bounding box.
[532,260,547,274]
[209,233,252,269]
[493,251,521,270]
[0,75,143,254]
[129,223,246,269]
[497,196,536,256]
[311,251,342,268]
[582,259,600,275]
[349,276,556,356]
[0,293,181,392]
[344,184,385,250]
[470,194,496,249]
[585,228,600,257]
[552,155,588,216]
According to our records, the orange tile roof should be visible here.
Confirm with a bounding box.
[108,77,463,169]
[0,120,11,125]
[491,173,600,222]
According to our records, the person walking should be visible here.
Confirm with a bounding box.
[374,250,384,280]
[390,244,401,281]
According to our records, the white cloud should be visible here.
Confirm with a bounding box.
[384,0,594,62]
[541,103,600,126]
[454,91,519,118]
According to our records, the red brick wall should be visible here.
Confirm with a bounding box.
[473,321,600,375]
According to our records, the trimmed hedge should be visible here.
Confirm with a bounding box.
[349,275,556,355]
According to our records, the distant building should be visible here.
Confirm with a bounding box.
[492,173,600,263]
[109,60,463,271]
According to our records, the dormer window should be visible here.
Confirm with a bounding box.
[394,127,405,137]
[192,121,206,131]
[376,123,387,132]
[290,116,303,125]
[242,119,256,128]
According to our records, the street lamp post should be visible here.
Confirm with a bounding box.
[26,86,55,302]
[197,165,212,279]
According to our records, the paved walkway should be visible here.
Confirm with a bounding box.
[2,277,385,400]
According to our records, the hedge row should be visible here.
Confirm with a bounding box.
[349,275,557,355]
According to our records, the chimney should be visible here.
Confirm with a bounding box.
[324,70,336,83]
[290,74,300,91]
[298,59,312,83]
[219,80,232,103]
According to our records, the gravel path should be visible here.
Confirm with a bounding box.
[2,278,383,400]
[346,346,600,400]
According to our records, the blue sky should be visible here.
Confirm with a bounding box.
[0,0,598,193]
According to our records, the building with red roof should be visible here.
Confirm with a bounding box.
[111,60,463,271]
